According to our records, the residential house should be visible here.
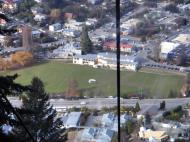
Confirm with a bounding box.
[81,128,114,142]
[34,14,47,22]
[101,112,116,127]
[34,0,43,3]
[2,0,18,11]
[31,7,43,15]
[62,29,81,38]
[121,18,142,34]
[96,129,114,142]
[121,113,133,125]
[85,18,98,26]
[103,40,133,53]
[64,20,84,31]
[73,54,97,66]
[50,42,81,59]
[88,0,103,5]
[0,18,7,26]
[49,23,62,32]
[0,35,6,46]
[32,30,41,38]
[82,128,98,141]
[139,127,169,142]
[63,112,82,129]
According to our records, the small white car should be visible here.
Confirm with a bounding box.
[80,101,87,105]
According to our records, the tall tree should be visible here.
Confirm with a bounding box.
[145,112,151,125]
[0,12,31,142]
[80,26,93,54]
[159,101,166,110]
[0,74,29,142]
[15,77,67,142]
[135,102,141,112]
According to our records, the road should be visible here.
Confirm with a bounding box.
[8,97,190,110]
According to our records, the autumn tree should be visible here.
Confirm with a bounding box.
[11,51,33,66]
[50,9,62,20]
[4,36,13,47]
[152,45,161,62]
[181,73,190,97]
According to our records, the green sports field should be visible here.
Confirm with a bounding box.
[0,61,185,98]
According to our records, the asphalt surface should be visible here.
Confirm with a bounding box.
[8,97,190,110]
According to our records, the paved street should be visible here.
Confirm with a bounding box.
[8,97,190,110]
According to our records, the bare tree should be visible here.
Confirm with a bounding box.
[65,79,80,99]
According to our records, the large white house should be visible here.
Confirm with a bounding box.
[49,42,81,59]
[97,52,140,71]
[73,54,97,66]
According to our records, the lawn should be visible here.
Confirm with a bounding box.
[0,61,185,98]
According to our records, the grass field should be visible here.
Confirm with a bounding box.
[0,61,185,98]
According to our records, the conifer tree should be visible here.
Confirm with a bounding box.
[16,77,67,142]
[135,102,141,112]
[80,25,93,54]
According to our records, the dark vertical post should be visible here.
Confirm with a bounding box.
[116,0,121,141]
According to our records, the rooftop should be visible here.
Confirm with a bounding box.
[64,112,82,128]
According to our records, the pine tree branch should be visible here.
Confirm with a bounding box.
[1,94,36,142]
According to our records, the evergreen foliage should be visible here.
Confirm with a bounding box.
[15,77,67,142]
[80,26,93,54]
[135,102,141,112]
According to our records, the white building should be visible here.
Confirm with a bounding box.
[121,18,141,34]
[97,52,140,71]
[31,7,43,15]
[49,23,62,32]
[34,14,47,22]
[62,29,81,38]
[32,30,41,38]
[0,35,5,43]
[160,42,181,59]
[34,0,43,3]
[50,42,82,59]
[64,20,84,31]
[139,127,169,142]
[73,54,97,66]
[85,18,98,26]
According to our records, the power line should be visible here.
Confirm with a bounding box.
[116,0,121,142]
